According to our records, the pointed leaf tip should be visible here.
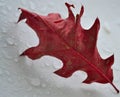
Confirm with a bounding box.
[95,18,100,31]
[17,8,26,23]
[75,5,84,23]
[65,2,75,8]
[80,5,84,17]
[20,52,25,56]
[17,8,37,23]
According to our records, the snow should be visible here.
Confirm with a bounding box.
[0,0,120,97]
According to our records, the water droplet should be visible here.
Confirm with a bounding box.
[14,58,18,62]
[45,63,50,66]
[6,38,15,46]
[26,43,32,48]
[41,83,46,88]
[103,48,113,55]
[29,78,41,86]
[29,1,36,10]
[103,23,111,33]
[5,70,10,75]
[53,64,61,69]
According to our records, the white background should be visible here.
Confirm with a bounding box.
[0,0,120,97]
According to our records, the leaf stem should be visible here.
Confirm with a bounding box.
[76,52,119,93]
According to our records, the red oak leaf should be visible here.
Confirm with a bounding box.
[18,3,119,93]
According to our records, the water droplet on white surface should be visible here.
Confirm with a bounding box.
[103,48,113,56]
[51,60,62,69]
[29,78,41,86]
[26,43,32,48]
[41,83,46,88]
[103,23,111,33]
[14,58,18,62]
[45,63,50,66]
[5,70,10,75]
[53,63,61,69]
[29,1,36,10]
[6,38,14,45]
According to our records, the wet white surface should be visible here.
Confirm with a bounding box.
[0,0,120,97]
